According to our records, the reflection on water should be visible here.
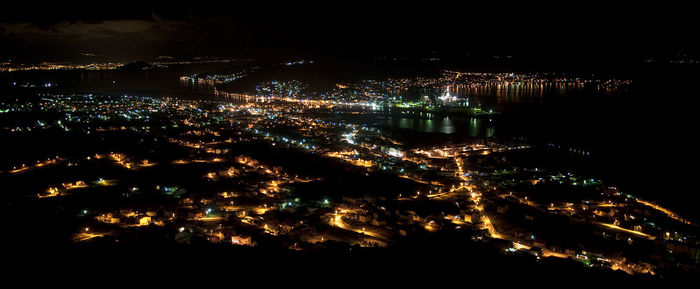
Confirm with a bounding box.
[384,116,494,137]
[450,82,583,100]
[447,82,624,107]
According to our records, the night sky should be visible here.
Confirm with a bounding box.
[1,3,697,68]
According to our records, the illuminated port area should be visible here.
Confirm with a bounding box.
[1,5,698,281]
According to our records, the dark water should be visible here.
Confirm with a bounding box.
[0,63,243,99]
[2,66,698,220]
[381,115,494,136]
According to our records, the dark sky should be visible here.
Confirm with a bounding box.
[1,2,697,67]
